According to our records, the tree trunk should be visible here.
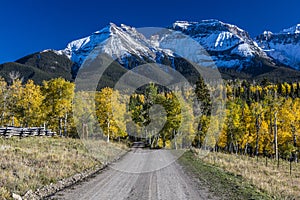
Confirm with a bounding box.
[174,130,177,150]
[198,133,201,148]
[59,118,62,136]
[229,142,233,154]
[255,114,261,156]
[149,132,152,148]
[151,136,155,148]
[12,115,14,126]
[244,142,248,155]
[64,113,68,137]
[156,134,159,148]
[292,126,298,162]
[274,111,278,160]
[82,123,84,139]
[107,120,110,143]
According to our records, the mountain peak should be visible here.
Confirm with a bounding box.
[172,19,247,37]
[257,23,300,70]
[172,21,193,29]
[62,22,158,72]
[281,24,300,34]
[201,19,222,23]
[172,19,227,30]
[172,19,224,28]
[93,22,118,34]
[263,31,273,35]
[109,22,117,26]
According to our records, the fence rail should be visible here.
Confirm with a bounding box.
[0,126,56,138]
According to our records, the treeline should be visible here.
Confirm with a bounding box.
[73,85,196,147]
[215,80,300,161]
[0,77,75,136]
[3,76,300,161]
[84,79,219,149]
[113,78,300,162]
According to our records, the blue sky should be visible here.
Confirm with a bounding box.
[0,0,299,63]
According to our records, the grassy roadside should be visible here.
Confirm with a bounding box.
[191,149,300,199]
[178,150,272,200]
[0,137,127,199]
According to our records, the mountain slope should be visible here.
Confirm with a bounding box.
[61,23,161,77]
[2,20,300,84]
[61,20,285,82]
[167,20,274,70]
[256,24,300,70]
[0,62,53,84]
[0,50,73,83]
[16,50,73,80]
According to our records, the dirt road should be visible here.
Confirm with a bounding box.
[50,148,217,200]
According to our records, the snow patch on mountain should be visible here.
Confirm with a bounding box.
[256,24,300,70]
[40,49,65,56]
[150,29,215,67]
[170,20,269,69]
[62,23,160,69]
[59,20,278,73]
[231,43,255,57]
[281,24,300,34]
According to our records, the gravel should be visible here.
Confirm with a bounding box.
[49,148,218,200]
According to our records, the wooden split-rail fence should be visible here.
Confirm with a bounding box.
[0,126,56,138]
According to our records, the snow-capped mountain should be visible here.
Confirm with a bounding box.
[3,20,300,83]
[61,23,160,73]
[281,24,300,34]
[61,20,276,76]
[167,20,272,69]
[256,24,300,70]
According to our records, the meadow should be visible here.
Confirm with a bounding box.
[0,137,127,199]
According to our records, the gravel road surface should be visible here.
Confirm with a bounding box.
[50,148,217,200]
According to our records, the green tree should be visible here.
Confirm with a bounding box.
[195,76,211,115]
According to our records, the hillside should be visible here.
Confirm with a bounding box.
[0,50,73,84]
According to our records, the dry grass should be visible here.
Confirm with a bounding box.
[193,149,300,199]
[0,137,127,199]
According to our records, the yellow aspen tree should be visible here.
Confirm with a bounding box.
[8,79,23,126]
[278,98,299,159]
[42,78,74,135]
[18,80,44,127]
[176,92,195,149]
[73,91,98,139]
[0,77,8,126]
[95,87,127,142]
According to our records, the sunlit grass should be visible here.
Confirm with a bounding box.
[192,148,300,199]
[0,137,127,199]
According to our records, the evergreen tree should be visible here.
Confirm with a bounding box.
[195,76,211,115]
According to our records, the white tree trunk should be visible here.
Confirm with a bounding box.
[274,111,278,160]
[107,120,110,143]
